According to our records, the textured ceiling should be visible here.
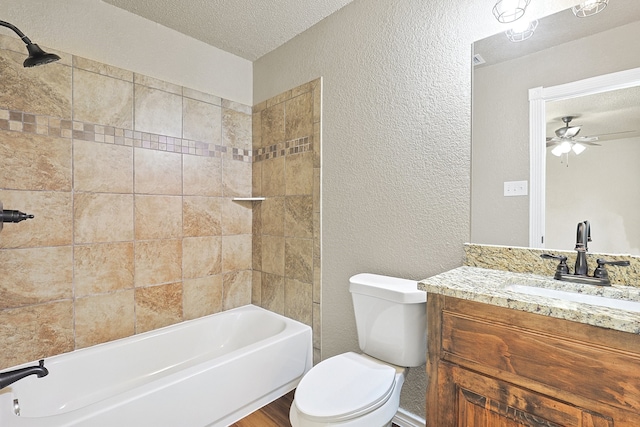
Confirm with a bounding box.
[102,0,356,61]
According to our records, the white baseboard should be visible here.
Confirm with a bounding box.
[393,407,426,427]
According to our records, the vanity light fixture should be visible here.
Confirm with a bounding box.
[0,20,60,67]
[492,0,532,23]
[572,0,609,17]
[505,19,539,42]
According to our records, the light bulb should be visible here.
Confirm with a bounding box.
[559,141,572,154]
[572,143,586,155]
[551,145,564,157]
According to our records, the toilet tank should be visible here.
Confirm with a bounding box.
[349,273,427,367]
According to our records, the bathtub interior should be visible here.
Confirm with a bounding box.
[0,305,310,422]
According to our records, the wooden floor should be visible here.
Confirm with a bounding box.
[232,390,400,426]
[230,391,294,427]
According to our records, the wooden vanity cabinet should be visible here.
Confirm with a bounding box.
[426,294,640,427]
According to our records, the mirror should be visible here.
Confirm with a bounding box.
[471,0,640,255]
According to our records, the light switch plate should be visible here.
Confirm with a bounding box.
[504,180,528,197]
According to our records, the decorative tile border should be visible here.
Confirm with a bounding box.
[0,108,252,162]
[253,136,312,162]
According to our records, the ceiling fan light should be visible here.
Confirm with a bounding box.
[551,145,564,157]
[505,20,538,42]
[492,0,531,23]
[559,141,572,154]
[572,0,608,18]
[572,143,586,155]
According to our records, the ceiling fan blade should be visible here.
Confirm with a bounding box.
[575,136,598,142]
[581,141,601,146]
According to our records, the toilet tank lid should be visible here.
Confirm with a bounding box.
[349,273,426,303]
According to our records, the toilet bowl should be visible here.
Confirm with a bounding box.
[290,274,426,427]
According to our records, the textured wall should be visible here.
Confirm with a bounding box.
[0,0,252,105]
[253,0,577,419]
[0,36,253,369]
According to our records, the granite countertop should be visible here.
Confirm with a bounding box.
[419,266,640,334]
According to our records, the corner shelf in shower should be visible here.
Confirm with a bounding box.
[232,197,266,201]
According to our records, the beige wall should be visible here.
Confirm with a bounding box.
[472,20,640,247]
[0,36,252,369]
[253,0,577,419]
[0,0,252,105]
[251,79,322,363]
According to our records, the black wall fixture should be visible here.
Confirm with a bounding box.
[0,19,60,67]
[0,201,34,233]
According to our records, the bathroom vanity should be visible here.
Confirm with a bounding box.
[421,266,640,427]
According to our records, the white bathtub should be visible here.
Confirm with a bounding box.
[0,305,312,427]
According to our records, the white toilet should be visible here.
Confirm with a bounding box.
[290,273,427,427]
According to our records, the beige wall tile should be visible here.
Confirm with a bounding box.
[73,56,133,81]
[285,196,313,238]
[135,283,183,333]
[134,74,182,95]
[221,99,252,115]
[285,278,313,326]
[135,239,182,287]
[261,272,284,315]
[252,111,262,149]
[314,257,321,304]
[261,103,285,148]
[285,152,314,196]
[252,160,262,196]
[183,154,222,196]
[183,196,222,237]
[183,275,223,320]
[0,301,73,369]
[74,68,133,128]
[135,195,182,240]
[313,167,321,212]
[0,49,72,118]
[182,236,222,279]
[183,97,222,144]
[251,270,262,305]
[134,148,182,195]
[252,233,262,272]
[222,108,251,151]
[313,123,321,168]
[74,193,134,243]
[223,270,252,310]
[134,85,182,137]
[285,238,313,283]
[183,87,221,105]
[261,157,285,197]
[285,92,314,141]
[0,190,72,248]
[222,199,252,235]
[0,129,72,191]
[313,79,322,124]
[222,234,252,272]
[313,302,321,349]
[261,197,285,236]
[74,242,134,296]
[74,140,133,193]
[222,159,251,197]
[261,235,285,276]
[0,246,72,309]
[75,290,135,349]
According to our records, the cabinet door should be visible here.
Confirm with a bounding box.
[451,365,613,427]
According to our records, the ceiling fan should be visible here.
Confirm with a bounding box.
[546,116,600,157]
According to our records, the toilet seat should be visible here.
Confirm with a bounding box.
[293,352,396,423]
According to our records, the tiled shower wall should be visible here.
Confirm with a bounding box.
[0,35,253,369]
[251,79,322,362]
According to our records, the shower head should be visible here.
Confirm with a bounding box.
[0,20,60,67]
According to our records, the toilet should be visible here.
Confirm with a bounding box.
[290,273,427,427]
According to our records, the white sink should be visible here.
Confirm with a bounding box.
[505,284,640,313]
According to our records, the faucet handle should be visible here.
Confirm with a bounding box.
[541,253,569,275]
[593,259,630,280]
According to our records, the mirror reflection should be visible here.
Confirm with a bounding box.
[471,0,640,255]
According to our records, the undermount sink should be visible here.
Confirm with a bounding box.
[505,284,640,313]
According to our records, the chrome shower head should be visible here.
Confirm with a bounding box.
[0,20,60,67]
